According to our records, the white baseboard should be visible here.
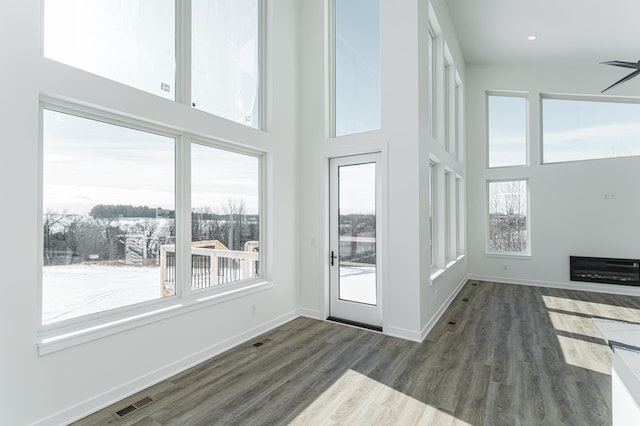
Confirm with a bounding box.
[32,310,301,426]
[420,274,468,341]
[298,308,322,320]
[385,325,423,342]
[467,274,640,297]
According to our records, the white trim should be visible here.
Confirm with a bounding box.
[467,274,640,297]
[33,308,299,426]
[385,325,422,343]
[298,309,323,320]
[421,274,467,341]
[38,281,275,355]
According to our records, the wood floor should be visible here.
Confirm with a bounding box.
[74,281,640,425]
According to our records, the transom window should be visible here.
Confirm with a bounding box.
[542,96,640,164]
[487,94,528,168]
[43,0,263,128]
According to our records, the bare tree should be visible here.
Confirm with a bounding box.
[223,199,247,250]
[489,181,527,253]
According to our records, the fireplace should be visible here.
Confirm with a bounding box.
[570,256,640,286]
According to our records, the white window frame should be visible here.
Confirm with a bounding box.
[429,160,438,269]
[37,97,269,355]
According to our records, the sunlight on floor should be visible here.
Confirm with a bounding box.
[556,335,611,375]
[290,369,472,425]
[548,311,604,339]
[542,295,640,323]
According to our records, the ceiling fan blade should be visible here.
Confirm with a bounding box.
[602,69,640,93]
[600,60,640,70]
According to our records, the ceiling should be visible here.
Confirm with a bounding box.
[445,0,640,65]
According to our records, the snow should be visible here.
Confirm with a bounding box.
[42,264,162,324]
[339,266,376,305]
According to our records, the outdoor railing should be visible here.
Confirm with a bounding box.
[160,240,259,296]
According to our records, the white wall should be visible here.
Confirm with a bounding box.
[0,1,299,425]
[298,0,468,341]
[466,63,640,296]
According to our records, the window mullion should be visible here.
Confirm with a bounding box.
[175,0,192,107]
[177,134,192,299]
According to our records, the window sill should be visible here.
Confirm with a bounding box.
[430,254,466,283]
[37,280,274,356]
[485,252,531,260]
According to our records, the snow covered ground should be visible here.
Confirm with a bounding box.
[42,264,377,325]
[42,264,161,324]
[339,266,376,305]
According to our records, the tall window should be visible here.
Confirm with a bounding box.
[488,180,528,255]
[444,61,451,151]
[42,107,176,324]
[334,0,381,136]
[428,26,437,140]
[192,0,260,128]
[429,161,437,267]
[190,143,261,291]
[488,94,527,168]
[44,0,175,100]
[542,96,640,163]
[456,176,464,255]
[444,171,452,260]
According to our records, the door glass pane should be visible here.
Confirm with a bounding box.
[42,109,176,324]
[338,162,376,304]
[44,0,175,100]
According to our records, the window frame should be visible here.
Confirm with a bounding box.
[37,96,269,355]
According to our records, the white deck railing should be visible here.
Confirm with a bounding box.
[160,240,259,296]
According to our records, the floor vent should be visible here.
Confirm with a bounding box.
[253,338,271,347]
[112,396,154,420]
[462,298,469,302]
[448,320,457,325]
[471,282,477,286]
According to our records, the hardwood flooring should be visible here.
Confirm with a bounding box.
[73,281,640,425]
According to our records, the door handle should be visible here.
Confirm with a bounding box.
[330,251,337,266]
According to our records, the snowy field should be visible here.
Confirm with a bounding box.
[42,264,377,324]
[42,264,161,324]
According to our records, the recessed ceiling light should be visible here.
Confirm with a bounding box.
[527,35,537,41]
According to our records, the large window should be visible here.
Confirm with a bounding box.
[488,180,528,255]
[542,96,640,163]
[44,0,263,128]
[41,103,265,328]
[334,0,381,136]
[488,94,527,168]
[44,0,175,100]
[42,107,176,324]
[428,26,437,140]
[192,0,260,128]
[429,161,437,268]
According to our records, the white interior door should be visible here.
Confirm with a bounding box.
[329,153,382,329]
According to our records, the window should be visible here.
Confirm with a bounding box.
[44,0,175,100]
[488,94,527,168]
[488,180,528,255]
[444,60,451,151]
[190,143,261,291]
[456,176,464,255]
[42,107,176,324]
[41,102,266,329]
[455,81,463,161]
[542,96,640,164]
[334,0,381,136]
[192,0,261,128]
[44,0,264,128]
[444,171,452,260]
[429,161,437,267]
[428,26,436,140]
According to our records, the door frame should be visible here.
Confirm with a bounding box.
[321,143,388,331]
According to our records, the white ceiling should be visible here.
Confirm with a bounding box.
[445,0,640,65]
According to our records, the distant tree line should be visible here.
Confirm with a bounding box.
[44,201,258,266]
[89,204,174,219]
